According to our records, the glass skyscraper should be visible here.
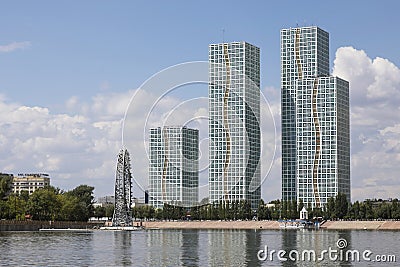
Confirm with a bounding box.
[281,26,350,208]
[149,126,199,209]
[209,41,261,210]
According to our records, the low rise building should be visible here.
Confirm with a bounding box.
[12,173,50,195]
[94,195,115,208]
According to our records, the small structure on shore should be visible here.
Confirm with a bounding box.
[278,206,319,229]
[300,207,308,220]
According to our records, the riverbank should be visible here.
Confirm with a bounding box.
[143,220,280,229]
[142,220,400,230]
[2,220,400,231]
[320,220,400,230]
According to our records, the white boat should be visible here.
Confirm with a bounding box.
[279,220,309,229]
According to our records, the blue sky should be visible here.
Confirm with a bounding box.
[1,1,400,201]
[1,1,399,106]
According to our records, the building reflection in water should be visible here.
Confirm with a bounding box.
[146,229,183,266]
[207,229,262,266]
[245,230,262,267]
[180,229,199,266]
[279,229,353,267]
[282,229,298,267]
[112,231,132,266]
[208,230,246,266]
[146,229,264,266]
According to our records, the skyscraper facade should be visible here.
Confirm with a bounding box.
[149,126,199,209]
[281,26,350,208]
[209,41,261,210]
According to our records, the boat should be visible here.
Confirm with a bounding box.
[278,219,316,229]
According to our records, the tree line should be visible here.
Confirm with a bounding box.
[0,178,95,222]
[132,200,254,221]
[2,170,399,222]
[132,193,400,221]
[257,193,400,221]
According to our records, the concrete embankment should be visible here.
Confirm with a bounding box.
[142,220,400,230]
[0,220,102,231]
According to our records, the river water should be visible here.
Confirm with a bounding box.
[0,229,398,266]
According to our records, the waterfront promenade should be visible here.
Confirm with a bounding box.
[1,220,400,231]
[142,220,400,230]
[320,220,400,230]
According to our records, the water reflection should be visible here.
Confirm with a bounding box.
[245,230,262,267]
[208,229,248,266]
[146,230,183,266]
[278,230,353,267]
[0,230,398,266]
[113,231,133,266]
[145,229,262,266]
[181,229,199,266]
[281,230,298,267]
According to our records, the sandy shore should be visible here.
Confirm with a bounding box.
[143,220,280,230]
[320,220,400,230]
[141,220,400,230]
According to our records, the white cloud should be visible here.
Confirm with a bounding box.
[333,46,400,105]
[0,47,398,202]
[333,46,400,201]
[0,41,31,53]
[0,95,122,195]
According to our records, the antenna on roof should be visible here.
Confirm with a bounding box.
[222,28,225,43]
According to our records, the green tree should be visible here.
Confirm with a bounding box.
[335,192,349,219]
[326,196,336,219]
[0,200,8,219]
[155,208,163,220]
[364,199,374,219]
[289,200,298,219]
[281,200,288,219]
[94,206,106,218]
[28,186,61,220]
[392,199,400,219]
[6,194,28,220]
[0,174,13,200]
[66,185,95,218]
[105,204,114,218]
[57,194,85,221]
[298,198,304,215]
[218,200,225,220]
[190,206,199,220]
[257,199,266,220]
[350,201,361,219]
[19,190,30,202]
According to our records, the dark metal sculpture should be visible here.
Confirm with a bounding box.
[112,148,132,226]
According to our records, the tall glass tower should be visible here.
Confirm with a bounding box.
[281,26,350,208]
[149,126,199,209]
[209,41,261,210]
